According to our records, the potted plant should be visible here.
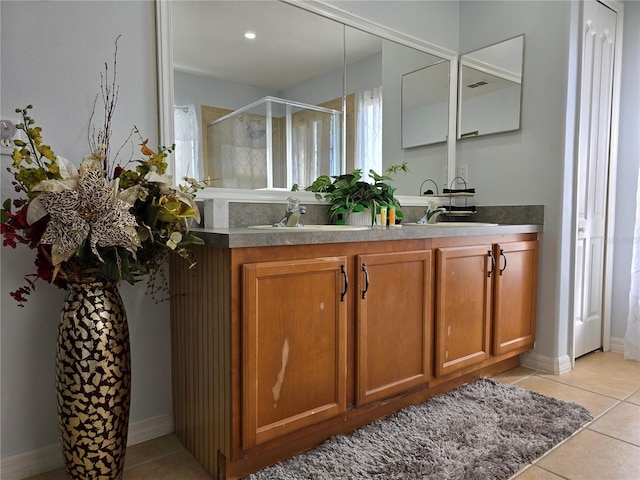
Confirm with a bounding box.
[299,163,408,225]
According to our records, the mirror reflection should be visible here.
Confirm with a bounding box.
[173,0,344,188]
[207,96,342,189]
[171,0,450,192]
[402,60,450,148]
[458,35,524,139]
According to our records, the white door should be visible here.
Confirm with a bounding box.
[574,0,617,358]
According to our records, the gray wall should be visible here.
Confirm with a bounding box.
[611,0,640,340]
[1,0,170,459]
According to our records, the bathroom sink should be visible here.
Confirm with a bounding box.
[248,224,370,231]
[404,222,499,227]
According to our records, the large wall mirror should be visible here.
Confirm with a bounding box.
[158,0,457,197]
[458,35,525,139]
[402,60,450,148]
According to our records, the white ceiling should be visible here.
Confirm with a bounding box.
[172,0,382,92]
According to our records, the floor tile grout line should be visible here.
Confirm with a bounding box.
[123,448,187,473]
[500,370,598,479]
[584,423,640,448]
[530,370,637,402]
[530,419,593,464]
[530,463,572,480]
[620,385,640,402]
[510,421,592,479]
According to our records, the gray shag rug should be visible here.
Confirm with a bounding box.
[245,378,592,480]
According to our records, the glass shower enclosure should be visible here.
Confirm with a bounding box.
[206,96,342,190]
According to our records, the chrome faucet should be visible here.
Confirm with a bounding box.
[418,205,446,224]
[274,197,306,227]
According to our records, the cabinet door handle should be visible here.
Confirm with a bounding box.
[487,250,495,277]
[499,249,507,276]
[340,264,348,302]
[361,263,370,299]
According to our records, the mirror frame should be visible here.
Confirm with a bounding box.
[156,0,458,200]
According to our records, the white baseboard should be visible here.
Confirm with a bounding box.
[0,443,63,480]
[126,413,174,446]
[519,351,573,374]
[609,336,624,354]
[0,414,173,480]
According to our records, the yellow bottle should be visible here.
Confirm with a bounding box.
[379,205,387,227]
[388,205,396,226]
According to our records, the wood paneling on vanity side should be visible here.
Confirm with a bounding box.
[170,245,232,475]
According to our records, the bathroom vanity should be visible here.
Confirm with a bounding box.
[169,224,540,479]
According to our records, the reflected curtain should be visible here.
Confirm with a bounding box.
[354,86,383,177]
[625,171,640,361]
[174,105,202,183]
[291,110,337,188]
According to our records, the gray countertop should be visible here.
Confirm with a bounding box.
[193,223,543,249]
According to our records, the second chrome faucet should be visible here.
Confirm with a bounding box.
[274,197,307,227]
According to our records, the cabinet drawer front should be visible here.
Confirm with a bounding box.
[242,257,347,448]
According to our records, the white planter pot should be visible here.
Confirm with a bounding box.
[346,209,373,225]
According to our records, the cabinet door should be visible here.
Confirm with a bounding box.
[435,245,492,377]
[493,240,538,355]
[356,250,432,406]
[242,257,348,448]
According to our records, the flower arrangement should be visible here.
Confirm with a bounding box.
[1,45,204,306]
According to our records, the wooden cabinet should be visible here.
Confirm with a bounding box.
[355,250,432,405]
[242,257,348,448]
[170,232,538,479]
[434,237,539,377]
[435,244,493,377]
[492,240,538,355]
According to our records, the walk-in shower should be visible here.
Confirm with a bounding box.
[206,96,342,190]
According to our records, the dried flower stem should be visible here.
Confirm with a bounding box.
[89,35,121,173]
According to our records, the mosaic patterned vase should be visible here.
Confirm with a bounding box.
[55,281,131,480]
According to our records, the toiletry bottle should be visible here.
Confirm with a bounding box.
[388,205,396,226]
[379,205,387,227]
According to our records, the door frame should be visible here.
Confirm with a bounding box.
[571,0,625,365]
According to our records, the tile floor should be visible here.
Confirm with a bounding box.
[27,351,640,480]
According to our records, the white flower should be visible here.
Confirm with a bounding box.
[166,231,183,250]
[35,156,140,265]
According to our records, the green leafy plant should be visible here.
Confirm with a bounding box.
[303,162,409,224]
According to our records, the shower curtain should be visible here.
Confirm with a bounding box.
[624,171,640,361]
[354,87,383,176]
[174,105,202,183]
[291,110,335,188]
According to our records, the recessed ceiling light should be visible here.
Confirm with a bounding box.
[244,31,256,40]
